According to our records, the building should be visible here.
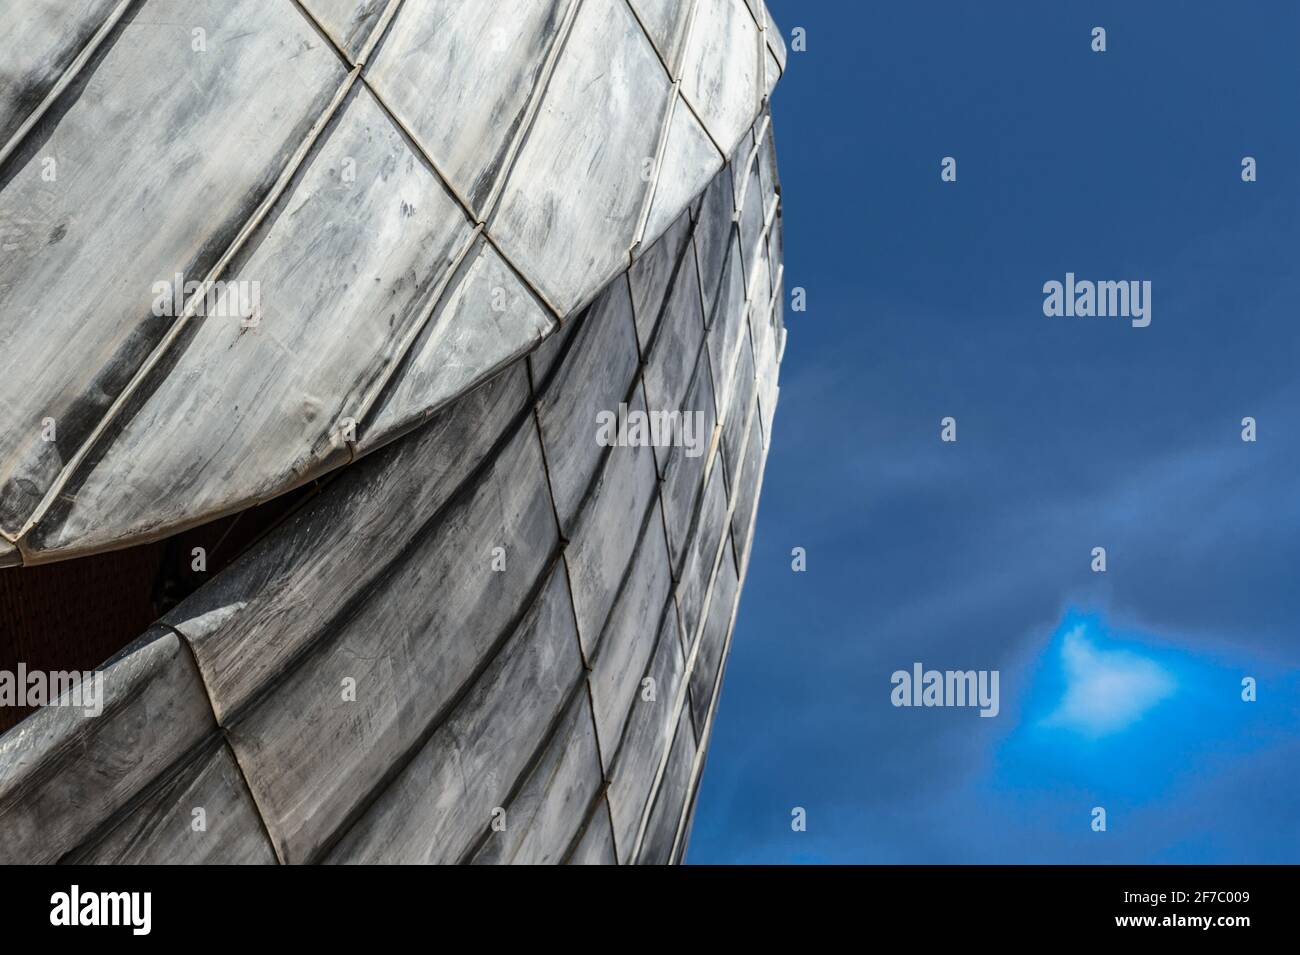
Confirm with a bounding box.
[0,0,786,864]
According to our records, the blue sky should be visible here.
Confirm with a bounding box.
[688,0,1300,863]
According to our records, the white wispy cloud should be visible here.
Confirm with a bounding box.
[1042,625,1175,737]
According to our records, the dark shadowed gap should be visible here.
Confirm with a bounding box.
[0,480,322,733]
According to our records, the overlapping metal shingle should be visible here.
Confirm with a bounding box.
[0,0,786,864]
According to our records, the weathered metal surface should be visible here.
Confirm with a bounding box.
[642,231,710,424]
[323,564,581,864]
[0,0,782,564]
[641,93,722,249]
[25,85,474,561]
[229,415,558,863]
[0,1,786,865]
[681,0,762,157]
[357,237,555,456]
[689,532,739,737]
[566,799,618,865]
[489,0,671,315]
[719,309,757,496]
[68,741,278,865]
[0,0,125,156]
[469,694,603,865]
[706,228,752,406]
[533,275,642,530]
[0,627,214,864]
[0,0,345,543]
[656,344,720,574]
[163,365,533,723]
[587,500,675,764]
[763,3,788,71]
[675,448,729,645]
[629,210,693,350]
[605,602,686,859]
[627,0,694,75]
[693,165,739,321]
[560,384,661,649]
[752,290,781,449]
[299,0,388,60]
[730,397,766,567]
[636,704,696,864]
[738,162,768,287]
[366,0,573,213]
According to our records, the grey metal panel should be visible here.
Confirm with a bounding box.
[25,85,474,561]
[69,742,277,865]
[563,385,661,652]
[731,408,767,575]
[763,2,787,71]
[688,531,739,736]
[689,190,707,224]
[0,5,779,565]
[673,784,700,864]
[758,122,780,207]
[764,38,780,99]
[767,210,784,307]
[324,564,582,864]
[749,239,774,348]
[0,10,784,870]
[628,210,693,353]
[642,235,708,420]
[366,0,572,212]
[0,0,123,152]
[588,499,674,767]
[470,693,602,865]
[490,0,671,315]
[681,0,761,156]
[691,166,736,321]
[627,0,693,75]
[706,229,751,419]
[533,276,641,531]
[527,313,580,386]
[566,800,618,865]
[641,95,722,249]
[163,365,531,722]
[0,0,347,539]
[736,469,764,580]
[729,125,756,211]
[300,0,388,59]
[606,604,686,861]
[0,627,215,864]
[751,284,780,449]
[758,373,779,452]
[635,703,696,864]
[227,413,557,863]
[771,243,786,338]
[358,237,555,456]
[720,322,756,495]
[748,230,777,352]
[737,157,767,287]
[657,344,719,573]
[733,394,759,553]
[675,447,728,646]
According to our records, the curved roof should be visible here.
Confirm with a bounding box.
[0,0,783,564]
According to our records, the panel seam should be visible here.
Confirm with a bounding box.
[0,0,139,171]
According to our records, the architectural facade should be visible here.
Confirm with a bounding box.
[0,0,785,864]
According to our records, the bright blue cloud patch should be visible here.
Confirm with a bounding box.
[1041,621,1176,737]
[992,611,1292,805]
